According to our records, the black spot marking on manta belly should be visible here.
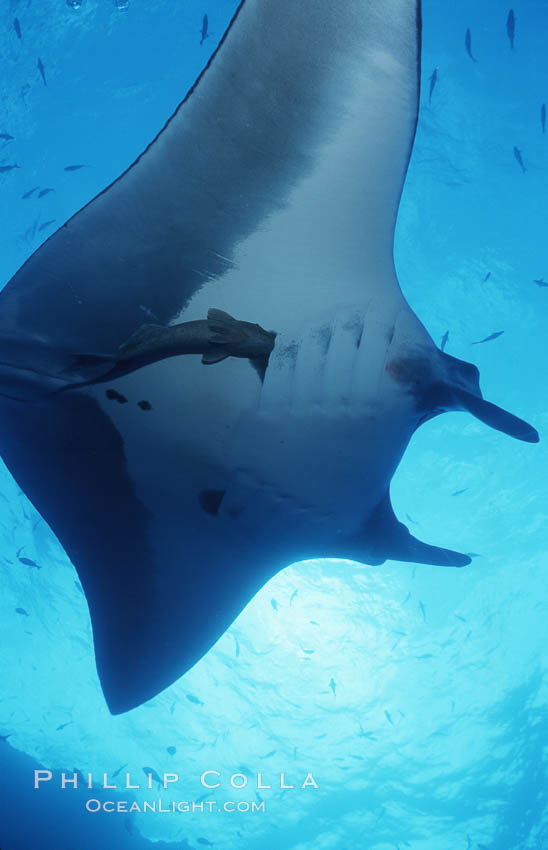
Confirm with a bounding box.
[106,388,128,404]
[199,489,226,516]
[137,400,152,411]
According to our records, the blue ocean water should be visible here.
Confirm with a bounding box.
[0,1,546,849]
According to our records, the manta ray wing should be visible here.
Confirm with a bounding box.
[0,392,281,712]
[0,0,420,348]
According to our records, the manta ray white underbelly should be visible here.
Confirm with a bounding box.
[0,0,538,714]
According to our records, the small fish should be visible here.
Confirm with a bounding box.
[405,513,418,524]
[451,700,456,713]
[142,766,162,785]
[310,620,319,626]
[13,18,22,40]
[402,592,411,604]
[64,164,86,172]
[289,589,298,605]
[74,580,84,593]
[472,330,504,345]
[513,146,526,173]
[260,749,276,759]
[302,648,314,655]
[56,721,73,731]
[542,104,546,134]
[256,791,263,803]
[37,58,47,87]
[200,14,209,45]
[22,187,40,199]
[329,677,336,696]
[358,725,377,740]
[186,693,204,705]
[440,330,449,351]
[533,278,548,287]
[384,709,394,726]
[452,488,468,497]
[506,9,515,49]
[315,733,327,739]
[124,815,133,835]
[465,28,477,62]
[428,68,438,104]
[419,600,426,621]
[111,763,127,778]
[38,219,56,232]
[234,636,240,657]
[0,133,14,141]
[137,400,152,410]
[166,746,176,755]
[197,839,214,847]
[0,164,20,173]
[0,733,11,742]
[18,556,41,568]
[466,552,481,558]
[105,388,128,403]
[38,188,55,198]
[416,653,433,660]
[15,607,29,616]
[270,598,279,611]
[483,271,491,282]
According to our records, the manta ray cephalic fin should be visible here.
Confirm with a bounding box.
[430,351,539,444]
[452,388,539,443]
[349,492,471,568]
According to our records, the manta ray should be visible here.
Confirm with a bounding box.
[0,0,538,714]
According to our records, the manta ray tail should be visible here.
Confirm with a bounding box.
[435,352,539,443]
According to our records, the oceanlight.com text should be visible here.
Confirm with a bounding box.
[85,798,266,814]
